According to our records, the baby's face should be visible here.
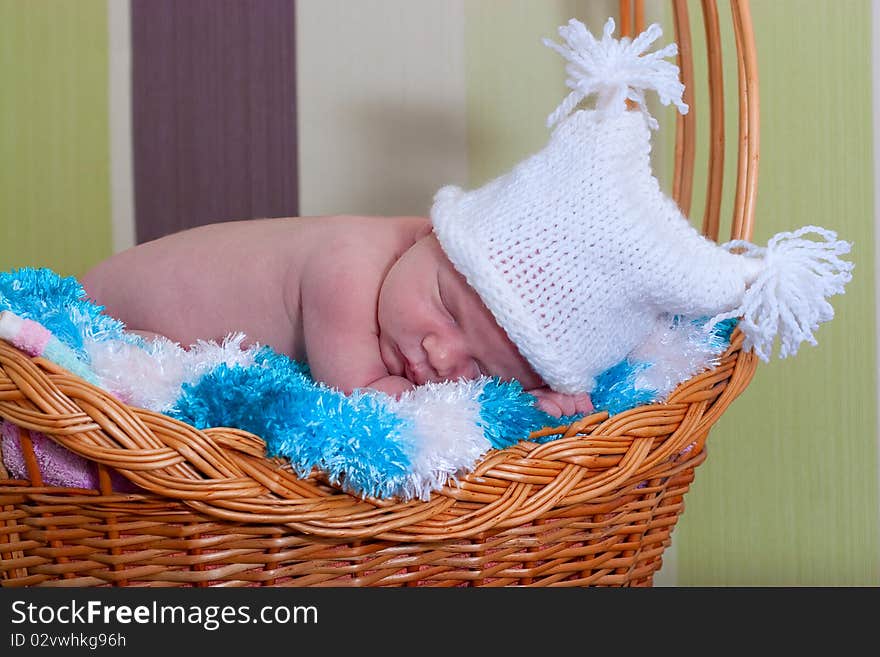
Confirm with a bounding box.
[377,232,543,389]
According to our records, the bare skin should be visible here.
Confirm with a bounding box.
[80,215,592,417]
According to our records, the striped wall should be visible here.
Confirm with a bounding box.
[0,0,876,585]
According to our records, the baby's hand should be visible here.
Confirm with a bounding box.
[527,386,594,418]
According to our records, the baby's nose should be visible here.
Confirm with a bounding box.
[422,333,474,380]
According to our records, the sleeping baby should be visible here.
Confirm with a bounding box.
[81,16,850,424]
[80,215,594,418]
[3,16,853,506]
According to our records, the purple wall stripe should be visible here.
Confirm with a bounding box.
[131,0,298,244]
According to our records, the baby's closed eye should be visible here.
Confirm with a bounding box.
[436,273,456,323]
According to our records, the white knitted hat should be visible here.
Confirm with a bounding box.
[431,18,853,394]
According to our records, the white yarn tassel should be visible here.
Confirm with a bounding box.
[543,17,689,129]
[706,226,854,362]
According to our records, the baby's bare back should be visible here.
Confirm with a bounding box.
[81,215,428,359]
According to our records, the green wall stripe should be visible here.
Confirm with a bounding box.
[675,0,878,585]
[0,0,112,277]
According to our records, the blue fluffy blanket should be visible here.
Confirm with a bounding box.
[0,268,734,500]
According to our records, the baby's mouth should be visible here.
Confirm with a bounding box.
[405,362,425,385]
[404,357,438,385]
[404,361,417,383]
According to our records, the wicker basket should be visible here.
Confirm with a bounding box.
[0,0,760,587]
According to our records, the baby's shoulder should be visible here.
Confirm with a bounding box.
[308,215,428,265]
[303,215,427,285]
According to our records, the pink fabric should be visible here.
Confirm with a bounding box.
[1,421,139,492]
[14,318,52,356]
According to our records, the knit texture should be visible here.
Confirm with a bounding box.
[431,18,852,394]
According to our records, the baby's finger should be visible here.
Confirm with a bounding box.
[574,393,594,415]
[557,396,577,416]
[535,397,563,417]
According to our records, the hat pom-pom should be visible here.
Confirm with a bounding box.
[543,17,689,129]
[706,226,854,361]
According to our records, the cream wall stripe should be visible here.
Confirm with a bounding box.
[108,0,135,253]
[295,0,468,218]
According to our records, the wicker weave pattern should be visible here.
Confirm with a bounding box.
[0,332,756,586]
